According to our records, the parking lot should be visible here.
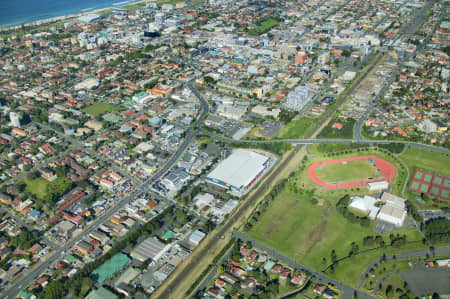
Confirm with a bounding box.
[373,219,415,233]
[401,265,450,297]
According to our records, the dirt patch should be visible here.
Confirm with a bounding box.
[295,205,332,257]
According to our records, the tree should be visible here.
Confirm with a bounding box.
[26,170,40,180]
[329,264,335,274]
[217,265,224,274]
[43,280,65,299]
[15,181,26,192]
[342,49,352,57]
[331,249,337,263]
[204,76,214,84]
[385,285,393,297]
[266,279,279,295]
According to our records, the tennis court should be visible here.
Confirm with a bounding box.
[409,170,450,200]
[433,177,442,185]
[420,184,429,193]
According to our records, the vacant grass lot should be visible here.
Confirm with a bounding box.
[248,18,279,35]
[82,102,120,117]
[399,147,450,177]
[276,117,316,139]
[24,177,70,200]
[316,159,382,184]
[248,190,373,267]
[318,118,356,139]
[24,177,50,199]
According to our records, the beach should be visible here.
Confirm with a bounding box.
[0,0,149,32]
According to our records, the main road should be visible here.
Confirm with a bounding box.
[200,131,450,155]
[1,81,209,299]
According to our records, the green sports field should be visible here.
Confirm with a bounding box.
[315,159,382,184]
[246,187,423,285]
[82,102,120,117]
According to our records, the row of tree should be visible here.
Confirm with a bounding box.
[423,218,450,244]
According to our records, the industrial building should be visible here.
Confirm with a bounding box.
[368,181,389,191]
[350,192,408,227]
[377,192,407,226]
[91,253,131,283]
[130,237,171,262]
[206,149,270,194]
[348,195,380,219]
[189,230,206,247]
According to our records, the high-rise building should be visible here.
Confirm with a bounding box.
[9,112,20,127]
[284,85,310,111]
[155,13,165,25]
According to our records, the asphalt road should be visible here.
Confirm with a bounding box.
[201,131,450,155]
[2,81,209,299]
[155,41,387,299]
[354,0,440,141]
[355,246,450,289]
[233,232,376,299]
[156,136,304,298]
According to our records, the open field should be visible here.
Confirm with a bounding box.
[246,186,423,286]
[24,177,51,199]
[399,147,450,177]
[318,118,356,139]
[377,274,405,296]
[276,117,317,139]
[24,177,70,200]
[314,158,382,185]
[81,102,120,117]
[248,18,279,35]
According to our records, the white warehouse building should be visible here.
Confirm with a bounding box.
[377,193,407,227]
[206,149,270,193]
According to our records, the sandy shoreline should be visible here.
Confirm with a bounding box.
[0,0,149,33]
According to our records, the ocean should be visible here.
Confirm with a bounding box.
[0,0,138,29]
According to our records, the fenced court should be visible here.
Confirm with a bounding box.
[409,170,450,200]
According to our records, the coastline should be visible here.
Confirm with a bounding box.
[0,0,149,33]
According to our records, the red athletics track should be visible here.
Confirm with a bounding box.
[307,155,396,190]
